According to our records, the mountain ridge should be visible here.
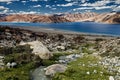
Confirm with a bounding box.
[0,12,120,24]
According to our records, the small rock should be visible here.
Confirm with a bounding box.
[44,64,67,77]
[86,71,90,75]
[109,76,114,80]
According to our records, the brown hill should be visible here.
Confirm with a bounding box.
[2,14,70,23]
[0,12,120,24]
[96,13,120,24]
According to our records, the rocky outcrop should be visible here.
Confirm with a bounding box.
[20,41,52,59]
[44,64,67,77]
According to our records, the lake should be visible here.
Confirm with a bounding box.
[0,22,120,36]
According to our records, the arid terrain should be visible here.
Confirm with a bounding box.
[0,12,120,24]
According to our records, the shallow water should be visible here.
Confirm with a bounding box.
[31,66,50,80]
[0,22,120,36]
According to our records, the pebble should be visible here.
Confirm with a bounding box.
[109,76,114,80]
[86,71,90,75]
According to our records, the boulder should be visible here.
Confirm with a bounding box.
[44,64,67,77]
[20,41,52,59]
[6,62,11,68]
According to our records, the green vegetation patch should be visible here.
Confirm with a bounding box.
[0,62,35,80]
[0,45,42,80]
[53,55,112,80]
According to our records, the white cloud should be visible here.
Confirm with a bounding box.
[45,5,51,8]
[3,9,9,13]
[51,8,56,10]
[113,6,120,11]
[0,6,9,13]
[33,5,41,8]
[18,11,38,14]
[65,0,71,1]
[73,5,116,11]
[81,0,86,3]
[6,1,12,4]
[57,2,76,7]
[30,0,48,1]
[21,1,27,3]
[94,6,114,10]
[0,0,18,2]
[73,7,94,11]
[115,0,120,4]
[0,6,9,10]
[95,5,116,10]
[81,0,113,7]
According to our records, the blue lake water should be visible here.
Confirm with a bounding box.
[0,22,120,36]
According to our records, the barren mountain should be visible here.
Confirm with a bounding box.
[63,12,98,22]
[1,14,70,23]
[94,12,120,24]
[0,12,120,24]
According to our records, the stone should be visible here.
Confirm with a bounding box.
[109,76,114,80]
[86,71,90,75]
[93,70,97,73]
[6,62,11,68]
[44,64,67,77]
[20,41,52,59]
[56,46,65,50]
[11,62,17,68]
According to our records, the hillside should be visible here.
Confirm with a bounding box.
[0,12,120,24]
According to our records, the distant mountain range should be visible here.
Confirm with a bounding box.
[0,12,120,24]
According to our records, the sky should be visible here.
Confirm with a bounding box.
[0,0,120,14]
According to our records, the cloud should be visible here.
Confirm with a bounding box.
[21,1,27,3]
[65,0,72,2]
[73,7,94,11]
[0,6,9,10]
[31,0,48,1]
[0,0,19,2]
[81,0,113,7]
[45,5,51,8]
[18,11,38,14]
[113,6,120,11]
[115,0,120,4]
[94,6,115,10]
[3,9,9,13]
[81,0,87,3]
[33,5,41,8]
[51,8,56,10]
[73,5,116,11]
[57,2,76,7]
[0,6,9,13]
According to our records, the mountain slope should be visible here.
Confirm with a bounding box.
[0,12,120,24]
[2,14,70,23]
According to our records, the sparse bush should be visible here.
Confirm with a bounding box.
[95,38,104,42]
[0,47,12,55]
[12,45,32,54]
